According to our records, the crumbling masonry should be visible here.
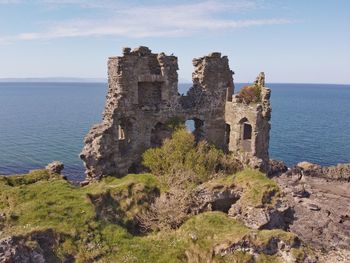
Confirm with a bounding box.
[80,47,271,181]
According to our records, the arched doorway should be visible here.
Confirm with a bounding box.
[185,118,204,142]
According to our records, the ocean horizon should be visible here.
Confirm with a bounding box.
[1,82,349,181]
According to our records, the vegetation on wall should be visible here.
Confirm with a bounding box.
[238,84,262,104]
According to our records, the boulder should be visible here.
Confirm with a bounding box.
[268,159,288,177]
[297,161,321,171]
[0,230,59,263]
[228,200,293,230]
[45,161,64,174]
[191,181,241,214]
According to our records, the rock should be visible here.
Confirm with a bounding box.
[228,205,270,229]
[45,161,64,174]
[321,163,350,181]
[293,162,350,182]
[188,232,198,241]
[0,230,59,263]
[285,166,303,178]
[80,180,90,187]
[191,181,241,214]
[274,171,350,259]
[212,231,316,262]
[297,161,321,171]
[268,159,288,177]
[228,201,294,230]
[292,185,310,198]
[308,204,321,211]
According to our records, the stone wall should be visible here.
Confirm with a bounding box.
[225,73,271,170]
[81,47,271,181]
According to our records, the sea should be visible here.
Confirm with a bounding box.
[0,82,349,181]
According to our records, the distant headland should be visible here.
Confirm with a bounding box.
[0,77,107,83]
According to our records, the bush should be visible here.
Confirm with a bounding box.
[137,186,192,232]
[141,129,244,232]
[238,84,261,104]
[142,128,225,185]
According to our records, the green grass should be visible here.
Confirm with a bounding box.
[232,169,281,207]
[0,171,161,238]
[0,170,307,262]
[180,212,250,250]
[1,171,93,237]
[0,169,59,186]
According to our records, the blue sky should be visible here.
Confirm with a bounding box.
[0,0,349,83]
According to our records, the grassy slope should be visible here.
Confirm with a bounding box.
[233,169,281,207]
[0,169,305,262]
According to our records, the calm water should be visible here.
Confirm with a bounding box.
[0,82,349,181]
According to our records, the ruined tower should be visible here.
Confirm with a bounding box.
[80,47,271,181]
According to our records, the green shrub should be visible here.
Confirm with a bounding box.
[143,128,225,185]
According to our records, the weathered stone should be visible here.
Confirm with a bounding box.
[254,71,265,87]
[268,159,288,177]
[321,163,350,181]
[0,230,60,263]
[190,181,241,214]
[81,47,271,181]
[212,231,315,262]
[228,200,293,230]
[80,180,90,187]
[295,161,350,181]
[274,170,350,256]
[292,184,310,198]
[45,161,64,174]
[297,161,321,171]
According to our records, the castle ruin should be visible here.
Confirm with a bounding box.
[80,46,271,181]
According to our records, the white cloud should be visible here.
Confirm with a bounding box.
[0,0,295,43]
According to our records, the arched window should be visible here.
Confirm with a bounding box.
[239,117,252,152]
[243,122,252,140]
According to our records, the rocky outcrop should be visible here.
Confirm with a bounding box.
[274,167,350,262]
[0,230,61,263]
[45,161,64,175]
[288,161,350,182]
[191,181,241,214]
[190,178,293,231]
[228,200,293,230]
[213,233,314,263]
[268,159,288,177]
[81,46,271,181]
